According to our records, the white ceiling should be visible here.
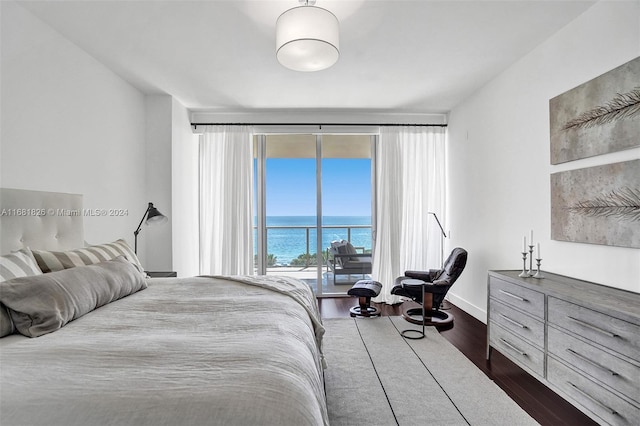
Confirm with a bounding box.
[18,0,597,114]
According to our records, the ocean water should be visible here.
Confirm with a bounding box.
[254,216,372,265]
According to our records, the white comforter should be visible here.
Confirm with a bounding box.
[0,276,328,426]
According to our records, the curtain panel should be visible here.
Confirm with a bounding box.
[199,125,254,275]
[372,126,447,304]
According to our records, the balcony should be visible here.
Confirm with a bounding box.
[256,223,372,294]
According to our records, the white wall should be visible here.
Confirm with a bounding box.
[143,96,199,275]
[172,100,199,277]
[1,1,147,249]
[144,95,173,271]
[447,0,640,322]
[1,2,195,272]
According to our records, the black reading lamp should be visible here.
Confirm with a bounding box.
[429,211,450,310]
[428,212,448,269]
[134,202,168,254]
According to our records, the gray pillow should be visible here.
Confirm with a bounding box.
[344,242,359,260]
[0,304,14,337]
[0,256,147,337]
[339,242,360,261]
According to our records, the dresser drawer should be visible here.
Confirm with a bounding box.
[548,326,640,404]
[490,323,544,377]
[489,299,544,348]
[548,297,640,362]
[489,278,544,319]
[547,357,640,426]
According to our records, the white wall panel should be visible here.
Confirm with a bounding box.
[447,0,640,322]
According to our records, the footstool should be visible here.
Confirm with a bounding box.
[347,280,382,317]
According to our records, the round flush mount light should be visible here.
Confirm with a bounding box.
[276,1,340,72]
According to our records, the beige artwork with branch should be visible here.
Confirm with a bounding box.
[551,160,640,249]
[550,56,640,164]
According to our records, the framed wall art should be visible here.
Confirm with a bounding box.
[551,159,640,248]
[550,56,640,165]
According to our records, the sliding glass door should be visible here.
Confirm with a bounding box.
[254,134,374,296]
[321,135,373,293]
[254,134,319,284]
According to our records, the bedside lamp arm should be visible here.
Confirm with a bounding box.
[133,203,152,254]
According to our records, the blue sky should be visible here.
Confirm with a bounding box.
[263,158,371,216]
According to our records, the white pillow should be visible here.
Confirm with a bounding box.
[0,247,43,282]
[1,248,43,337]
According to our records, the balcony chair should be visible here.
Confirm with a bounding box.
[326,240,372,285]
[391,247,467,338]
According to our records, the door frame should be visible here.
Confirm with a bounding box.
[254,133,377,297]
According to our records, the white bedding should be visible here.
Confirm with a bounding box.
[0,276,328,426]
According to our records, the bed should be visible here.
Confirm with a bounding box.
[0,188,328,426]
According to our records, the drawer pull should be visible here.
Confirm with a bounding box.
[567,381,618,416]
[499,314,527,329]
[499,289,528,302]
[566,349,619,376]
[567,316,620,338]
[499,338,527,356]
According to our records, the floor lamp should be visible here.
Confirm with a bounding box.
[134,202,168,255]
[429,212,450,310]
[428,212,447,267]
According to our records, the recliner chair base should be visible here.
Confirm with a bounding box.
[349,304,381,318]
[402,307,454,327]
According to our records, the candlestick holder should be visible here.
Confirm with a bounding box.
[518,252,529,277]
[533,259,544,279]
[528,245,535,276]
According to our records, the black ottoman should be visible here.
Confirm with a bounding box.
[347,280,382,317]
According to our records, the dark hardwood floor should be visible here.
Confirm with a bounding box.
[317,298,597,426]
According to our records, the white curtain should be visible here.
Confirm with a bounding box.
[199,125,254,275]
[372,126,447,304]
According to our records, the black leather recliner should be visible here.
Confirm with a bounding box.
[391,247,468,331]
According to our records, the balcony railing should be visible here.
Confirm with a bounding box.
[255,224,372,268]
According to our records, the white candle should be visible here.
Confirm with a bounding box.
[537,243,541,259]
[523,236,526,252]
[530,230,534,246]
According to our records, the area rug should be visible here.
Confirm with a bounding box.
[323,317,539,426]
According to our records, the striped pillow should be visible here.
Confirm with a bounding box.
[32,239,144,275]
[0,248,43,282]
[1,248,43,337]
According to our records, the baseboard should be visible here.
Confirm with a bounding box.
[446,292,487,324]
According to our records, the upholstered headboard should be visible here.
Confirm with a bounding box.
[0,188,85,254]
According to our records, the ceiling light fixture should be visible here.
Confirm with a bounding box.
[276,0,339,72]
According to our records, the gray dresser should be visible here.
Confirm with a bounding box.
[487,270,639,426]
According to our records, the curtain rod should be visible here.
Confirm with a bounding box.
[191,122,447,129]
